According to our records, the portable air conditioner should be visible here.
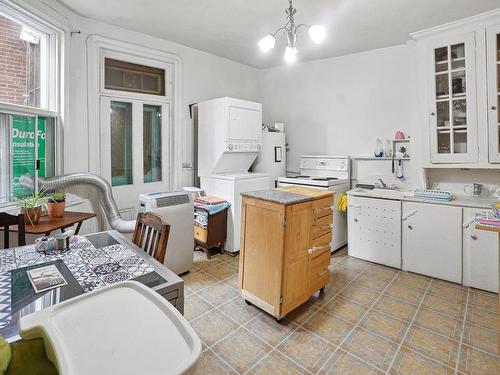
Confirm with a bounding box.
[139,191,194,275]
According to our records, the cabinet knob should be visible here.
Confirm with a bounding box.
[354,218,358,223]
[491,106,497,110]
[430,112,435,116]
[408,225,413,230]
[470,235,478,240]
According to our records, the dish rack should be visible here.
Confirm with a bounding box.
[414,189,453,201]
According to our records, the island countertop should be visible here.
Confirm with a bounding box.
[241,187,333,205]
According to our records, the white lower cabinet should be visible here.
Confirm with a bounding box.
[463,208,499,293]
[402,202,462,283]
[348,196,401,268]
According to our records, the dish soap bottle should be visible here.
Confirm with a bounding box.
[374,139,384,157]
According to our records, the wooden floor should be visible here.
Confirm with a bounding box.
[182,248,499,374]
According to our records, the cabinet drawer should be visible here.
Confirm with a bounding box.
[309,250,330,293]
[313,197,333,219]
[194,226,208,243]
[312,214,332,239]
[309,232,331,258]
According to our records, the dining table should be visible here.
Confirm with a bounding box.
[0,230,184,342]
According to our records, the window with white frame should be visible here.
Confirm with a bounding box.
[0,2,60,204]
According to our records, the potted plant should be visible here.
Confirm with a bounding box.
[17,191,47,226]
[48,192,66,218]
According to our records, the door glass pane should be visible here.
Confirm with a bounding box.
[436,101,449,127]
[435,74,449,98]
[453,130,467,153]
[110,101,133,186]
[451,44,465,59]
[11,116,36,197]
[143,105,162,183]
[437,130,451,154]
[451,70,466,96]
[435,47,448,72]
[452,100,467,126]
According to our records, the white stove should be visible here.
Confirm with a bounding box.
[277,155,350,251]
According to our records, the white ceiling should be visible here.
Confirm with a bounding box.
[57,0,500,68]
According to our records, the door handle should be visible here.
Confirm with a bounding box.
[407,225,413,230]
[470,235,478,240]
[402,210,417,221]
[463,217,476,228]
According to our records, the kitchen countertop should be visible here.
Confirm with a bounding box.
[347,189,498,209]
[241,190,313,205]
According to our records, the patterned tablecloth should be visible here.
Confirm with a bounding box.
[0,236,154,328]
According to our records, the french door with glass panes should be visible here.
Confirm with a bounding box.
[100,96,169,215]
[487,26,500,163]
[428,33,478,164]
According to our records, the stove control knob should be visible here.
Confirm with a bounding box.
[228,143,234,150]
[257,144,261,150]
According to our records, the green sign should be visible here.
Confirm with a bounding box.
[11,117,47,196]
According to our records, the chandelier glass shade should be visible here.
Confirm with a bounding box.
[258,0,326,63]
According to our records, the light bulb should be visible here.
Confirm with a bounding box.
[308,24,326,44]
[284,46,297,64]
[258,34,276,52]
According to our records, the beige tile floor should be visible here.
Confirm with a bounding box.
[184,248,499,374]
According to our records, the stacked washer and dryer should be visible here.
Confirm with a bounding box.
[197,97,269,254]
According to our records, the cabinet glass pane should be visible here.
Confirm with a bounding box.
[143,105,162,183]
[436,101,449,127]
[452,100,466,126]
[451,70,466,96]
[451,44,465,59]
[110,101,133,186]
[435,74,449,98]
[437,130,451,154]
[453,130,467,153]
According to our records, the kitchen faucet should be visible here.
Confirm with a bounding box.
[377,178,387,188]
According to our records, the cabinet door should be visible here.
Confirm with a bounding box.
[402,202,462,283]
[428,33,478,164]
[347,196,401,268]
[281,202,312,316]
[486,26,500,163]
[463,208,499,292]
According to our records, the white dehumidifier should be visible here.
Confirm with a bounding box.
[139,191,194,274]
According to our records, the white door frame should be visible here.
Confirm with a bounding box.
[87,35,183,189]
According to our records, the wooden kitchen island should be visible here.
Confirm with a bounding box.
[475,224,500,353]
[239,187,334,320]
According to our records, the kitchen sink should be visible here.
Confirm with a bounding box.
[351,187,411,199]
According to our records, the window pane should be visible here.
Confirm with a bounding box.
[11,116,36,196]
[143,105,162,183]
[39,117,55,179]
[110,101,133,186]
[104,58,165,96]
[0,13,44,108]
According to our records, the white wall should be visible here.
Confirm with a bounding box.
[258,44,422,187]
[14,0,259,184]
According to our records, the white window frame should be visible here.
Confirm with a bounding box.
[0,0,64,206]
[87,35,183,190]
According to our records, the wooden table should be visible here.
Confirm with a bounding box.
[9,211,96,236]
[475,224,500,353]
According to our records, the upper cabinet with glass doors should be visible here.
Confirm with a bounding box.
[428,33,477,164]
[487,26,500,163]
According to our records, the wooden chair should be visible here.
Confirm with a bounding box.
[132,212,170,264]
[1,212,26,249]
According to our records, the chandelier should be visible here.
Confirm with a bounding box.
[258,0,326,63]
